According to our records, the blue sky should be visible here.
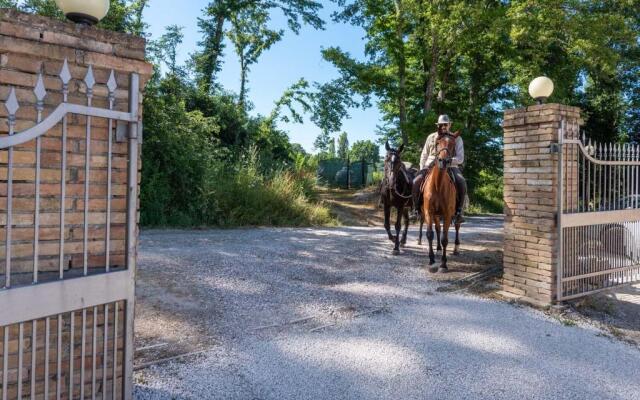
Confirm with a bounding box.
[144,0,382,153]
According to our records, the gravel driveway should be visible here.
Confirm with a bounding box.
[133,217,640,400]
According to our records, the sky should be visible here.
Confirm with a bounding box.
[143,0,383,153]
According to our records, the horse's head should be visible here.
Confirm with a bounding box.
[384,141,405,185]
[435,131,460,170]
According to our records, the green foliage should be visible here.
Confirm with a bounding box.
[350,140,380,168]
[139,18,333,227]
[337,132,349,160]
[466,170,504,215]
[327,137,336,158]
[193,0,325,92]
[228,6,283,107]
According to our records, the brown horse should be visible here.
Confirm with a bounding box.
[421,132,462,273]
[380,142,413,255]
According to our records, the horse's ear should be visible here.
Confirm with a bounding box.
[385,141,391,152]
[398,143,405,153]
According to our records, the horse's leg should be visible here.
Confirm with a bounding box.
[440,215,451,273]
[426,216,438,272]
[392,206,402,255]
[417,215,424,246]
[384,203,395,242]
[435,219,442,252]
[453,221,461,255]
[400,207,409,246]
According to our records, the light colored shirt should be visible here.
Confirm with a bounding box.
[419,132,464,170]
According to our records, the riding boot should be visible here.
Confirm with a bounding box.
[453,168,467,224]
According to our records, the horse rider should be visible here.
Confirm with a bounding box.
[410,114,467,224]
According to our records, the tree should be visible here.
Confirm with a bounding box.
[148,25,185,77]
[193,0,325,93]
[327,137,336,158]
[337,132,349,160]
[350,140,380,168]
[313,130,331,155]
[228,6,283,109]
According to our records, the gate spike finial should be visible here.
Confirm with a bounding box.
[34,73,47,104]
[5,87,19,120]
[59,58,71,86]
[107,70,117,94]
[84,65,95,97]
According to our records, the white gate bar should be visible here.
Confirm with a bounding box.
[562,209,640,228]
[0,103,137,150]
[0,271,130,326]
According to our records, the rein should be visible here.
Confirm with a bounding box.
[390,166,413,200]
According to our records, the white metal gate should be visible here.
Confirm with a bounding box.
[557,120,640,301]
[0,60,140,399]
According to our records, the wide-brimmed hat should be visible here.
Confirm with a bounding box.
[436,114,451,125]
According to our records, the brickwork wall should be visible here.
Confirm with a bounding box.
[502,104,582,305]
[0,9,151,399]
[0,9,150,280]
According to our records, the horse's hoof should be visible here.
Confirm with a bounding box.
[437,247,442,252]
[392,249,400,256]
[429,259,435,266]
[389,236,397,243]
[428,265,439,273]
[417,240,422,246]
[438,266,449,273]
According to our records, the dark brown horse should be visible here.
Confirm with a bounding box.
[380,142,413,255]
[422,133,462,272]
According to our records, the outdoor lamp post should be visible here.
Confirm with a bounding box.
[528,76,554,104]
[55,0,110,25]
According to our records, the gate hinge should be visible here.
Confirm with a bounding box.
[550,143,560,153]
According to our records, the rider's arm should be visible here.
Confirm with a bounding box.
[420,137,434,170]
[452,137,464,166]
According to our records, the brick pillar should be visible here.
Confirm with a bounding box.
[502,104,582,306]
[0,9,151,399]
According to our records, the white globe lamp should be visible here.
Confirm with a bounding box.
[528,76,554,104]
[55,0,110,25]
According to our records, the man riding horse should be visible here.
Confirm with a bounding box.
[411,114,467,224]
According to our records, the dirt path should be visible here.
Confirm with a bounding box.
[133,220,640,400]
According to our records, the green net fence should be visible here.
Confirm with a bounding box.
[317,158,375,188]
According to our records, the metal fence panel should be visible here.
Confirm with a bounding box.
[558,120,640,301]
[0,59,139,399]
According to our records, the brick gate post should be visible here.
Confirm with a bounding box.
[502,104,582,306]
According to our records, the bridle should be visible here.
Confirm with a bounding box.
[435,134,456,167]
[385,152,413,200]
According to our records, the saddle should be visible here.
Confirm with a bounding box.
[420,166,456,193]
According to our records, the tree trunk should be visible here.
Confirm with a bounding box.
[239,57,247,110]
[424,31,439,114]
[394,0,408,145]
[201,12,226,93]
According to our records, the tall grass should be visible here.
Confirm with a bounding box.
[141,147,336,227]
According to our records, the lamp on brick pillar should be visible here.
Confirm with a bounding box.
[55,0,109,25]
[529,76,554,104]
